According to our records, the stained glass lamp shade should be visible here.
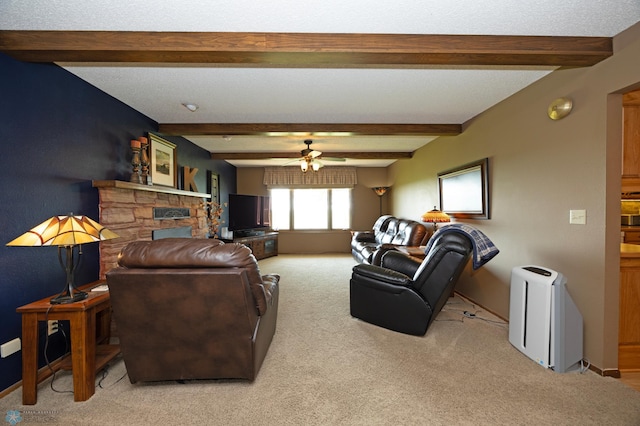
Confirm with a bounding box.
[7,215,119,304]
[421,207,451,231]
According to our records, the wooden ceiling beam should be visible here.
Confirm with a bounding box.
[210,151,413,160]
[159,123,461,136]
[0,31,612,67]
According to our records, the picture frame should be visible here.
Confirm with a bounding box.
[438,158,490,219]
[208,171,219,204]
[149,133,177,188]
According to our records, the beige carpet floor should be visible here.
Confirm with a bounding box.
[1,254,640,425]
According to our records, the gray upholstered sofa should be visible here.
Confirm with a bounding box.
[351,215,428,265]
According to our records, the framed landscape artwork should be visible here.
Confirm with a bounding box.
[438,158,490,219]
[149,133,177,188]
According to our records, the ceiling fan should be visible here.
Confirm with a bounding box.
[287,139,345,172]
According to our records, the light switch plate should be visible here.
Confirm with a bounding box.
[570,209,587,225]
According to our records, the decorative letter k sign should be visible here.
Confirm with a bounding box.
[183,166,199,192]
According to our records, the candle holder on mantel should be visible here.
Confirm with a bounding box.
[139,136,151,185]
[130,139,142,184]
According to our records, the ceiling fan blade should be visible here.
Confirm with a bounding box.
[310,150,322,158]
[321,157,346,162]
[282,157,304,165]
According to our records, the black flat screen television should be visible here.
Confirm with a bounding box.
[228,193,271,232]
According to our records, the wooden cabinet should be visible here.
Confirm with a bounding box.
[622,104,640,177]
[228,232,278,260]
[622,89,640,191]
[619,245,640,371]
[622,227,640,244]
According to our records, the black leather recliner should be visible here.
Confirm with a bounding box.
[349,232,473,336]
[351,215,428,265]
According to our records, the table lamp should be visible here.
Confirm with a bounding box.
[7,214,119,304]
[421,206,451,231]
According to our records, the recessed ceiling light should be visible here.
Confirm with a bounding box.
[181,103,198,112]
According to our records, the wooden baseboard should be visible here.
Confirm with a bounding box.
[453,291,508,322]
[454,291,622,377]
[588,364,621,378]
[0,355,67,400]
[0,380,21,400]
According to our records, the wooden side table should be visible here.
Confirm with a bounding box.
[16,280,120,405]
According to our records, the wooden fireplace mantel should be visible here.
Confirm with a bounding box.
[92,180,210,199]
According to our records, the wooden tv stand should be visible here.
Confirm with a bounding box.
[223,231,278,260]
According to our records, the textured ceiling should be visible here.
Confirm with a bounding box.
[2,1,639,167]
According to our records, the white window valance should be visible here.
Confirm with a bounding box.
[263,166,358,188]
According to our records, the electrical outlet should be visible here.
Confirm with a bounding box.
[1,338,21,358]
[47,320,59,336]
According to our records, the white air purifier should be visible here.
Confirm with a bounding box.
[508,266,583,373]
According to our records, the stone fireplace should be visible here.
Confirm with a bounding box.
[93,180,210,277]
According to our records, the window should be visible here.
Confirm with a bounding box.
[270,188,291,229]
[270,188,351,230]
[293,189,328,229]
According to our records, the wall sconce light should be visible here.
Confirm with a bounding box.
[547,97,573,120]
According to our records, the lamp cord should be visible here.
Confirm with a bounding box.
[43,307,73,395]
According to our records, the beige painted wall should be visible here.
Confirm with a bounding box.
[236,167,270,196]
[236,166,389,253]
[389,22,640,372]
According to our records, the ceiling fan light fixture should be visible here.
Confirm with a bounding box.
[300,156,321,173]
[290,139,340,172]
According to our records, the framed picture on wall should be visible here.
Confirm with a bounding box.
[208,171,219,204]
[149,133,177,188]
[438,158,490,219]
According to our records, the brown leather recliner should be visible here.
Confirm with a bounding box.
[106,238,279,383]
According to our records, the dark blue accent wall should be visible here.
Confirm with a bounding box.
[0,53,236,393]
